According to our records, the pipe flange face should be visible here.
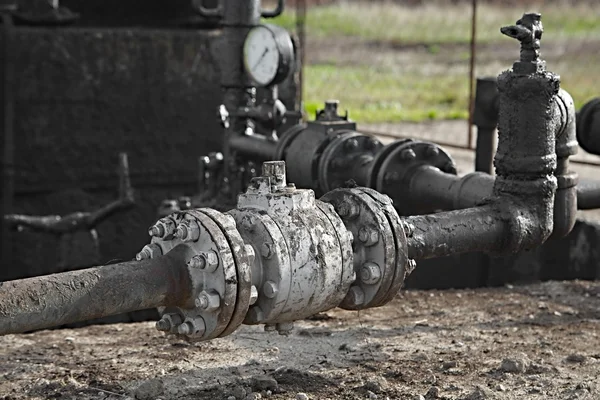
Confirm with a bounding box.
[197,208,253,338]
[152,211,238,341]
[320,188,397,310]
[353,187,409,305]
[274,123,307,160]
[228,209,292,324]
[318,132,383,192]
[374,140,456,215]
[367,138,414,188]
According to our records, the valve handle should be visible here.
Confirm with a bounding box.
[500,12,543,63]
[261,0,284,18]
[192,0,223,18]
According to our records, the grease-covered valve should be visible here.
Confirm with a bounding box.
[141,161,410,342]
[230,161,356,331]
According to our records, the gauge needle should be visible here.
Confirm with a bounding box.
[252,48,270,70]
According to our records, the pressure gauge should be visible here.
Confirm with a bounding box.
[243,24,295,87]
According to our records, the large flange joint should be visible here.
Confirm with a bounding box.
[321,186,410,310]
[368,139,457,215]
[145,210,254,342]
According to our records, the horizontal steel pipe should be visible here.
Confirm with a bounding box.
[0,245,192,335]
[406,204,506,260]
[577,179,600,210]
[408,166,494,212]
[229,134,278,160]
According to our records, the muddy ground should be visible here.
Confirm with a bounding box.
[1,280,599,400]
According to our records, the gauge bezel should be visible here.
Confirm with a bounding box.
[243,24,295,87]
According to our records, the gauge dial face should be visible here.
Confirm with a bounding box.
[243,25,282,86]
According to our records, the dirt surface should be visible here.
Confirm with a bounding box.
[1,280,599,400]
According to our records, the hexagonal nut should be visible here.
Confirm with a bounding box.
[262,281,279,299]
[177,317,206,337]
[358,226,379,247]
[136,243,163,261]
[360,262,382,285]
[195,290,221,312]
[336,201,359,219]
[175,219,201,242]
[148,217,177,239]
[155,313,183,332]
[344,286,365,307]
[345,138,359,151]
[261,243,274,259]
[188,251,219,272]
[400,148,417,161]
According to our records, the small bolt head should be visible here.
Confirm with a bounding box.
[336,201,359,219]
[425,144,440,158]
[175,220,201,242]
[344,286,365,307]
[148,224,165,238]
[400,148,417,161]
[358,226,379,246]
[261,243,274,259]
[177,317,206,336]
[155,319,170,332]
[360,262,382,285]
[263,281,279,299]
[366,138,380,151]
[249,285,259,305]
[195,290,221,312]
[188,254,207,269]
[156,313,183,333]
[135,244,162,261]
[345,138,359,151]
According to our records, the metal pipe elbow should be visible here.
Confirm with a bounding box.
[552,89,579,239]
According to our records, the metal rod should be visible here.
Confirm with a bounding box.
[229,133,278,160]
[0,245,192,335]
[467,0,478,149]
[474,126,496,173]
[296,0,306,120]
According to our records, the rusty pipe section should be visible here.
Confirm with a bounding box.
[0,246,193,335]
[407,13,560,260]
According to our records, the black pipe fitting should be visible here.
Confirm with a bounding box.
[473,77,499,174]
[407,13,563,260]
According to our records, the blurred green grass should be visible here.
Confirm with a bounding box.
[268,2,600,123]
[271,2,600,45]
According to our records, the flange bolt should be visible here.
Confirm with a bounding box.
[358,226,379,246]
[195,290,221,312]
[263,281,279,299]
[360,262,382,285]
[343,286,365,307]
